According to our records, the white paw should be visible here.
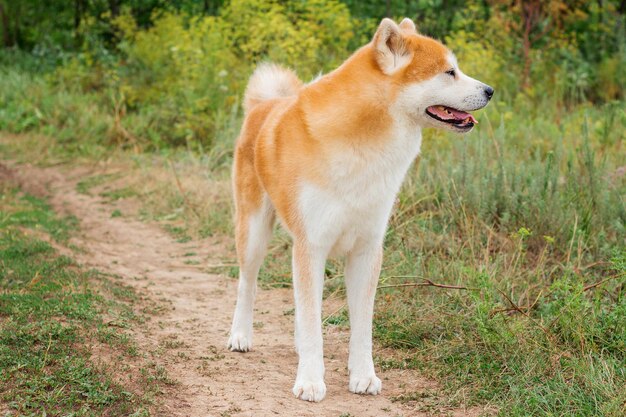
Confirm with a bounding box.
[293,379,327,402]
[349,374,382,395]
[227,332,252,352]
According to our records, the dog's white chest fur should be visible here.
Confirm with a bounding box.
[298,128,422,257]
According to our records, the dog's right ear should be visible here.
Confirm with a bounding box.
[399,18,417,34]
[372,18,411,75]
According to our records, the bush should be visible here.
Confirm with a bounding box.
[45,0,356,148]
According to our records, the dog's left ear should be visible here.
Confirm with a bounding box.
[399,18,417,34]
[372,18,411,75]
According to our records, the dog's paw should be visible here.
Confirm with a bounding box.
[349,374,382,395]
[227,332,252,352]
[292,379,327,402]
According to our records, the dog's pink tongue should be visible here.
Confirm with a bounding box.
[448,108,478,123]
[428,106,477,123]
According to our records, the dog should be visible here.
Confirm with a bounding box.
[227,17,493,402]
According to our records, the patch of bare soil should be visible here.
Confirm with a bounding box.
[9,162,484,417]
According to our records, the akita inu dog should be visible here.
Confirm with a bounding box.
[228,17,493,402]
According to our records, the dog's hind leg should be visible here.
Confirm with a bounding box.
[345,244,383,395]
[228,193,274,352]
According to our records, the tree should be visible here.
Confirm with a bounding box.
[0,1,12,47]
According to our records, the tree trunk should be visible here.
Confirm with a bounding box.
[520,0,545,90]
[13,0,20,48]
[521,2,533,89]
[0,2,12,47]
[74,0,82,30]
[108,0,120,18]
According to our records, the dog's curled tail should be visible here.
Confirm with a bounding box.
[243,63,303,114]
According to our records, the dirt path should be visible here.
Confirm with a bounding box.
[11,163,480,417]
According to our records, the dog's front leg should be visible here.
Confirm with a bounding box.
[345,244,383,395]
[291,240,327,402]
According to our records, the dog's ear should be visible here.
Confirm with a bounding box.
[372,18,411,75]
[399,18,417,34]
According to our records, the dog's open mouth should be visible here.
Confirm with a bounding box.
[426,105,477,130]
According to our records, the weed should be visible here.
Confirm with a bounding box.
[76,174,121,195]
[101,187,138,201]
[0,188,78,242]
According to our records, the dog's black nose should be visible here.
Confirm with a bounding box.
[484,86,494,100]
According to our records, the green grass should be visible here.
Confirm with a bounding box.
[101,187,138,201]
[76,174,121,195]
[0,184,152,416]
[0,189,78,242]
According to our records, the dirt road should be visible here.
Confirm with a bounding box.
[11,163,480,417]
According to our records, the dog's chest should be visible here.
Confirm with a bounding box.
[298,130,421,254]
[329,130,421,208]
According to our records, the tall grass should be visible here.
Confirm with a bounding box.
[372,98,626,415]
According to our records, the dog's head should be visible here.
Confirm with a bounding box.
[372,18,493,133]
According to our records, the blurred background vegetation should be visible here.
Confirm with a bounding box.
[0,0,624,148]
[0,0,625,416]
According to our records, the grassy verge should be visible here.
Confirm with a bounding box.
[0,179,163,416]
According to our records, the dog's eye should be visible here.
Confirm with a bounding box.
[446,69,456,77]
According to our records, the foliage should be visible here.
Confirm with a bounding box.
[36,0,353,148]
[220,0,353,74]
[2,0,624,149]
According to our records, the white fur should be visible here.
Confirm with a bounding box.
[291,239,327,402]
[228,195,274,352]
[299,129,421,257]
[290,122,422,401]
[345,244,382,395]
[243,63,301,114]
